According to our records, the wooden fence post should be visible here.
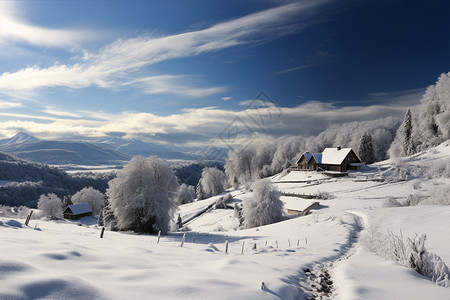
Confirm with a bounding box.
[297,239,300,246]
[241,241,245,254]
[225,240,229,254]
[305,237,308,245]
[100,227,105,238]
[180,233,186,247]
[157,230,161,244]
[25,211,33,226]
[276,240,278,248]
[288,239,291,247]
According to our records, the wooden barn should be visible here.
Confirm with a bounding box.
[296,147,363,175]
[63,203,93,220]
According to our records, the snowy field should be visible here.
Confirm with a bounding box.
[1,141,449,299]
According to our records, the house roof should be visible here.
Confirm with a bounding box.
[65,203,92,215]
[321,148,353,165]
[299,152,322,164]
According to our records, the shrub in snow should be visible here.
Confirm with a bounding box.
[197,167,227,199]
[37,193,63,218]
[71,187,105,216]
[382,197,403,208]
[317,190,334,200]
[106,156,177,234]
[361,228,450,288]
[412,180,422,190]
[175,183,194,205]
[214,193,233,209]
[242,179,284,229]
[405,193,422,206]
[420,183,450,206]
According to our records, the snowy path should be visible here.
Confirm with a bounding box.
[305,212,363,299]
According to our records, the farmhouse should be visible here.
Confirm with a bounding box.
[63,203,93,220]
[297,152,322,170]
[296,147,362,174]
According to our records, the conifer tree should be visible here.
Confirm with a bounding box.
[359,132,375,164]
[196,181,204,200]
[400,109,414,156]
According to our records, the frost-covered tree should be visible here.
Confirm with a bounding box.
[175,183,194,205]
[359,132,375,164]
[62,195,73,210]
[101,199,117,230]
[224,117,399,187]
[415,72,450,150]
[388,109,415,158]
[198,167,227,198]
[242,179,284,228]
[225,148,255,188]
[106,156,177,234]
[196,181,205,200]
[71,187,105,216]
[37,193,63,218]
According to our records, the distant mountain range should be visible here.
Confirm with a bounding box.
[0,132,202,165]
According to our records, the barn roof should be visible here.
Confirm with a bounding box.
[66,203,92,215]
[321,148,353,165]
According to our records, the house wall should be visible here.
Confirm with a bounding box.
[341,151,361,171]
[297,156,309,170]
[320,164,342,172]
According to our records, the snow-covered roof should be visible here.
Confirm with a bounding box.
[321,148,353,165]
[312,153,322,163]
[300,152,322,163]
[66,203,92,215]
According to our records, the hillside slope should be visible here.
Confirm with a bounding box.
[0,140,449,299]
[0,152,111,207]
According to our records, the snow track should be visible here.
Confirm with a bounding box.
[304,213,364,299]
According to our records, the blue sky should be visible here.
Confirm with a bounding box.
[0,0,449,147]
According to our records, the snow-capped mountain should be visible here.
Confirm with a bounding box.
[0,133,201,165]
[94,137,199,160]
[0,133,129,165]
[0,132,39,146]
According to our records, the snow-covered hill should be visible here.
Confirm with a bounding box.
[1,140,449,299]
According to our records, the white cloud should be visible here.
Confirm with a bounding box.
[0,0,330,96]
[0,100,22,109]
[221,97,232,101]
[0,95,413,147]
[0,2,95,49]
[129,75,225,97]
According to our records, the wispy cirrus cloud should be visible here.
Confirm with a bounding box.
[0,100,22,109]
[0,2,95,49]
[0,0,330,97]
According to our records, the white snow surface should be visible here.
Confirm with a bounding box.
[1,140,449,299]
